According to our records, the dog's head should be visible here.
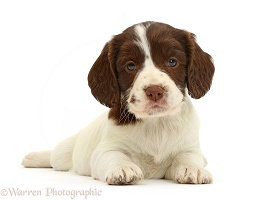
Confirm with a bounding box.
[88,21,214,124]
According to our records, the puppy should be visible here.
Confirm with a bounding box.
[22,21,215,185]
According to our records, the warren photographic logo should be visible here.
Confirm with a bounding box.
[1,187,102,199]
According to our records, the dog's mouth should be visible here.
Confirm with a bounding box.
[128,100,171,118]
[144,102,168,115]
[149,104,163,109]
[127,89,184,118]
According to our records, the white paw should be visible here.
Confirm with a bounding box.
[175,164,212,184]
[22,151,51,168]
[105,165,143,185]
[22,152,39,167]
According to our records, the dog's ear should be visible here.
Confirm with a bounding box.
[88,42,120,108]
[186,33,215,99]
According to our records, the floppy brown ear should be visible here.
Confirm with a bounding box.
[187,33,215,99]
[88,42,120,108]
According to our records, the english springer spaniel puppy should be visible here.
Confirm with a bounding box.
[22,21,215,185]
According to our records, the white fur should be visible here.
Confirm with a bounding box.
[134,24,152,59]
[22,23,212,184]
[22,96,212,184]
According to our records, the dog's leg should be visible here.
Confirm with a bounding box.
[22,134,78,171]
[50,134,78,171]
[22,150,52,168]
[91,150,144,185]
[165,152,212,184]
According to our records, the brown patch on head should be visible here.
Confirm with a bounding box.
[115,39,145,93]
[108,26,146,125]
[88,24,145,125]
[145,22,214,99]
[146,23,188,95]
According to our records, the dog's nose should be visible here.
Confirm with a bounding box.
[145,85,164,101]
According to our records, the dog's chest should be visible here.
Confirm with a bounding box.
[137,130,176,163]
[125,126,181,178]
[131,152,172,178]
[126,118,184,164]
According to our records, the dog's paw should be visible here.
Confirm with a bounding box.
[22,152,40,167]
[105,165,143,185]
[174,164,212,184]
[22,151,51,168]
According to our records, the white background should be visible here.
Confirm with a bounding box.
[1,0,257,199]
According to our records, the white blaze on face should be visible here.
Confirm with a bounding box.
[127,24,184,118]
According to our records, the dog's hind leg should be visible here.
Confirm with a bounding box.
[22,150,52,168]
[22,134,78,171]
[50,134,78,171]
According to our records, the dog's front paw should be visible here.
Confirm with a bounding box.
[105,165,143,185]
[175,164,212,184]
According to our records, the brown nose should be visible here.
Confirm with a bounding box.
[145,85,164,101]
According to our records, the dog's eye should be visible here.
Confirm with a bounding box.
[127,63,136,71]
[168,58,177,67]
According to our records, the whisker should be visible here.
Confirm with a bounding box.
[129,114,136,124]
[124,110,131,124]
[119,105,129,124]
